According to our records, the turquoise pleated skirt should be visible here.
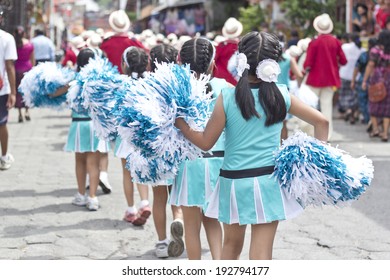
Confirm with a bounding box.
[64,120,110,153]
[204,174,304,225]
[170,156,223,209]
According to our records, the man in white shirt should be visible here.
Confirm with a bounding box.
[31,28,55,64]
[0,7,18,170]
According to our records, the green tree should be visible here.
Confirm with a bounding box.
[238,4,266,34]
[282,0,344,36]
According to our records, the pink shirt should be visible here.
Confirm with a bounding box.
[15,42,34,73]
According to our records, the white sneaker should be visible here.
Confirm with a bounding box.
[86,196,99,211]
[99,172,112,194]
[0,154,14,170]
[72,193,87,206]
[155,240,169,258]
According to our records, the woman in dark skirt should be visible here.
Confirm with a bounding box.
[362,30,390,142]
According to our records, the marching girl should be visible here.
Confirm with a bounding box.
[170,37,227,260]
[53,48,110,211]
[174,31,329,259]
[115,46,151,225]
[148,44,184,258]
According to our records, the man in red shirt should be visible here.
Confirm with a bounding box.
[213,17,243,86]
[61,36,85,68]
[100,10,146,74]
[304,13,347,140]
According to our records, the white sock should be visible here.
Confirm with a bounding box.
[157,238,169,244]
[139,200,150,208]
[127,206,137,214]
[100,171,108,179]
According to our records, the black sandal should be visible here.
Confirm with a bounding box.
[369,131,380,138]
[18,115,23,123]
[25,113,31,121]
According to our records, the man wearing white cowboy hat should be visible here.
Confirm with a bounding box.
[303,13,347,141]
[213,17,243,85]
[100,10,146,74]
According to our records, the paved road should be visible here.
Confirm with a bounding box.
[1,108,389,260]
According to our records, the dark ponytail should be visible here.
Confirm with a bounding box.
[122,46,149,78]
[235,31,286,126]
[150,43,178,72]
[14,26,24,48]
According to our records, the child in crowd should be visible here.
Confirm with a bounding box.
[170,38,226,260]
[115,46,151,225]
[175,31,329,259]
[54,48,110,211]
[148,44,184,258]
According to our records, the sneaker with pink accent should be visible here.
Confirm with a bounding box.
[132,205,152,226]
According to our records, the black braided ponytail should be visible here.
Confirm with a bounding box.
[150,43,178,72]
[122,46,149,78]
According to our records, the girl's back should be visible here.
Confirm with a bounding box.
[221,85,290,170]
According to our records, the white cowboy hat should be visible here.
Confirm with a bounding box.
[313,13,334,34]
[297,38,311,52]
[222,17,243,39]
[288,45,303,58]
[109,10,131,33]
[70,36,86,49]
[87,33,102,48]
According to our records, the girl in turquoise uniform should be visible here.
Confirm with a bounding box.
[115,46,150,226]
[175,31,329,259]
[61,48,110,211]
[148,44,184,258]
[170,38,226,260]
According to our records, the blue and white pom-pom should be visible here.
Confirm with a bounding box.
[18,62,75,108]
[273,131,374,207]
[117,62,212,183]
[68,56,122,141]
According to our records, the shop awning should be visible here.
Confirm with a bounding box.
[151,0,205,15]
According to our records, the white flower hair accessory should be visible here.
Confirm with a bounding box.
[256,59,281,83]
[236,52,250,77]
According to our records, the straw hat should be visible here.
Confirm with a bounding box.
[313,13,334,34]
[222,17,243,39]
[109,10,131,33]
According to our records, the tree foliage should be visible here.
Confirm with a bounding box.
[238,4,266,34]
[281,0,344,36]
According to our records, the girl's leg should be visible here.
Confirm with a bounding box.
[202,215,223,260]
[181,206,202,259]
[99,152,112,193]
[121,158,134,207]
[221,223,246,260]
[86,152,100,198]
[75,152,87,195]
[249,221,279,260]
[152,186,168,241]
[25,107,30,121]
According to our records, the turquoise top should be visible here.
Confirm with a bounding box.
[221,84,290,170]
[209,77,228,152]
[277,53,291,89]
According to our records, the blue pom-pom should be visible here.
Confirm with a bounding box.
[18,62,75,109]
[117,62,212,183]
[273,131,374,207]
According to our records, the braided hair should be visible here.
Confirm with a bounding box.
[122,46,149,79]
[179,37,215,76]
[235,31,286,126]
[150,43,178,72]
